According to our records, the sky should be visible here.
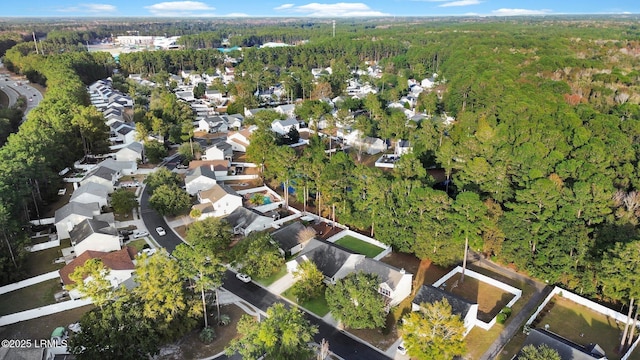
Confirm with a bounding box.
[1,1,638,18]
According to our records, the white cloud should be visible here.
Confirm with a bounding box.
[145,1,215,16]
[438,0,481,7]
[274,4,295,10]
[276,2,389,17]
[57,3,117,13]
[491,8,551,16]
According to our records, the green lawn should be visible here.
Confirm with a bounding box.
[0,278,61,315]
[255,265,288,287]
[334,235,385,258]
[23,238,71,279]
[126,239,148,253]
[282,287,330,317]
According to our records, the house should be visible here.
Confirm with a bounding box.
[226,114,244,130]
[55,202,101,240]
[412,285,479,336]
[270,222,315,256]
[287,239,412,307]
[395,140,413,156]
[115,141,144,162]
[193,184,243,219]
[517,328,607,360]
[244,107,268,118]
[226,127,254,152]
[223,207,274,236]
[175,90,195,102]
[60,246,137,300]
[275,104,296,118]
[271,118,299,135]
[80,166,120,193]
[204,89,225,103]
[343,130,387,155]
[116,124,137,144]
[70,218,121,256]
[198,116,229,134]
[184,165,218,195]
[97,158,137,176]
[202,141,233,161]
[70,182,110,208]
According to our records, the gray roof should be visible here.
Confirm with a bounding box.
[518,328,606,360]
[70,218,118,245]
[355,258,406,291]
[275,118,299,127]
[117,126,134,135]
[103,107,122,116]
[119,141,143,154]
[271,222,308,250]
[413,285,476,319]
[211,141,232,152]
[185,165,217,183]
[70,182,110,201]
[98,158,134,172]
[297,240,358,278]
[85,166,117,182]
[110,121,124,131]
[55,202,100,223]
[94,212,115,226]
[223,207,269,229]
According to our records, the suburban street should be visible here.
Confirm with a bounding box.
[222,270,392,360]
[139,184,183,253]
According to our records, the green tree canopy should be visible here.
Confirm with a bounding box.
[148,184,192,216]
[517,344,562,360]
[229,231,284,278]
[326,271,386,329]
[110,188,138,215]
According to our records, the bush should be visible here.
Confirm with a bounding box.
[501,307,512,317]
[217,313,231,326]
[496,313,508,324]
[199,327,216,344]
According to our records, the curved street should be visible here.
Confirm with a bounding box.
[0,60,43,120]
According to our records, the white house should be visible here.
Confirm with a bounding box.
[98,158,137,176]
[395,140,413,156]
[55,202,101,240]
[70,218,121,256]
[184,165,218,195]
[226,127,254,152]
[343,130,387,155]
[412,285,478,336]
[202,142,233,161]
[270,222,316,257]
[271,118,299,135]
[275,104,296,118]
[192,184,243,219]
[287,239,412,307]
[205,89,225,103]
[198,116,229,134]
[115,142,144,162]
[60,246,136,300]
[70,182,110,208]
[226,114,244,130]
[80,166,120,193]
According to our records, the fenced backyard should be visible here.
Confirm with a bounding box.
[334,235,386,258]
[441,272,515,323]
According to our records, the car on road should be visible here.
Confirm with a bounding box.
[155,227,166,236]
[132,230,149,238]
[236,273,252,283]
[397,341,407,355]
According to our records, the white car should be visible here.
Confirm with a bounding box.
[155,227,166,236]
[236,273,252,283]
[397,341,407,355]
[132,230,149,239]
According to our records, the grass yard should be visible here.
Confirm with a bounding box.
[442,272,515,322]
[534,296,629,360]
[126,238,148,253]
[254,265,288,287]
[0,278,61,316]
[0,305,93,340]
[282,287,330,317]
[334,235,385,258]
[23,238,70,279]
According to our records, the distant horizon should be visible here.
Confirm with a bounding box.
[1,1,638,18]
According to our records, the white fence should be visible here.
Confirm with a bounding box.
[0,298,93,326]
[217,174,259,181]
[29,217,55,225]
[0,271,60,295]
[27,239,60,252]
[231,162,258,168]
[433,266,523,330]
[526,286,640,360]
[326,229,392,261]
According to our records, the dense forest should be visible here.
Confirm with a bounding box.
[1,18,639,310]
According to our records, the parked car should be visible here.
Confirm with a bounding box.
[132,230,149,238]
[155,227,166,236]
[236,273,252,283]
[397,341,407,355]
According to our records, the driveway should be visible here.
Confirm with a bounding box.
[222,270,391,360]
[139,184,184,253]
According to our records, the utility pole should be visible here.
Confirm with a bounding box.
[32,32,39,55]
[332,20,336,38]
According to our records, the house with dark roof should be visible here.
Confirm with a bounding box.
[70,218,121,256]
[70,182,110,208]
[60,246,136,300]
[202,141,233,161]
[271,118,300,135]
[98,158,137,176]
[287,239,413,307]
[517,328,606,360]
[270,222,316,256]
[198,116,230,134]
[185,165,218,195]
[412,285,479,336]
[55,202,101,240]
[80,166,120,193]
[193,184,242,219]
[222,207,274,236]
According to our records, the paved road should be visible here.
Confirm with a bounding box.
[222,270,392,360]
[139,184,183,253]
[0,61,43,119]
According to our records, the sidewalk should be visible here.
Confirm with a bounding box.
[266,272,295,295]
